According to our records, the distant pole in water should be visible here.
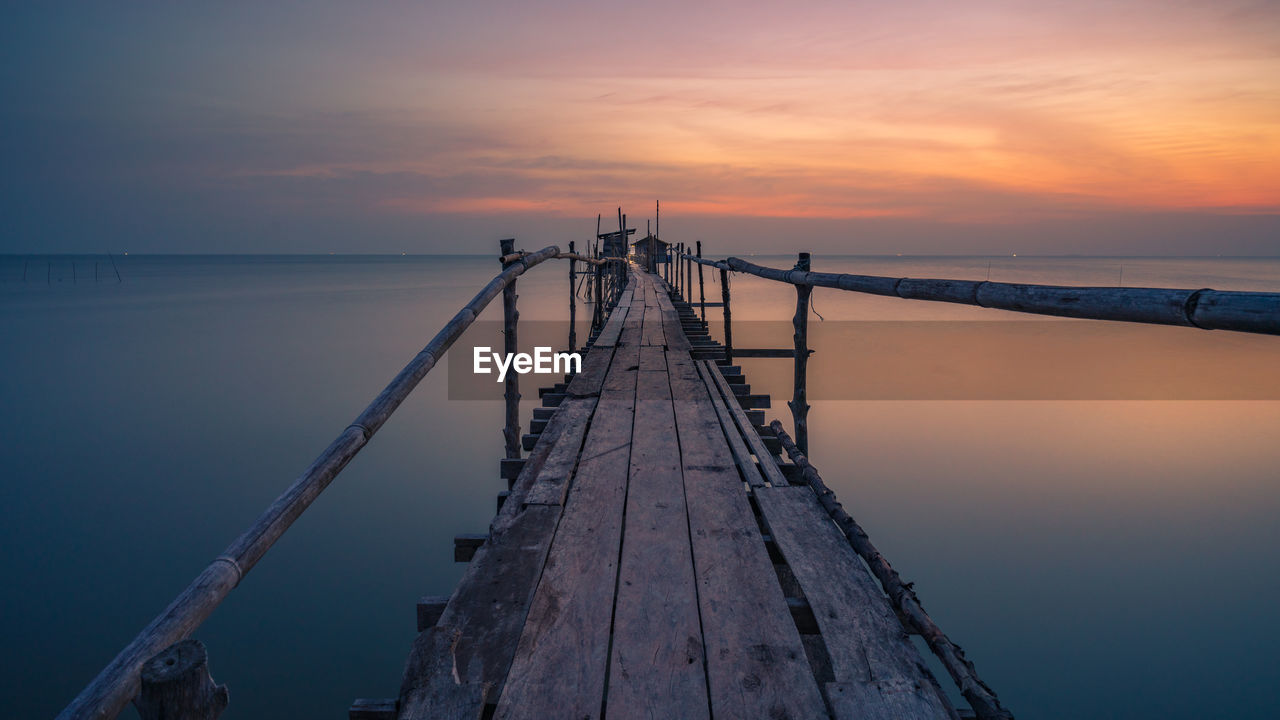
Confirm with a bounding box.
[95,262,99,282]
[23,259,28,282]
[72,262,76,284]
[108,253,122,283]
[1119,265,1124,287]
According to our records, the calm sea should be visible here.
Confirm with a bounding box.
[2,254,1278,719]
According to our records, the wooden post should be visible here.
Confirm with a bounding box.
[500,238,521,460]
[696,241,706,322]
[132,640,228,720]
[676,243,682,296]
[720,267,733,364]
[679,243,684,299]
[568,241,577,353]
[593,253,604,332]
[619,212,628,304]
[686,243,693,304]
[789,252,812,456]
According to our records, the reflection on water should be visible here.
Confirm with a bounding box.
[1,254,1277,718]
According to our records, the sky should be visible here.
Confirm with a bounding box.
[2,1,1278,255]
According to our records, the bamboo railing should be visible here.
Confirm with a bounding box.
[682,254,1280,335]
[59,243,626,720]
[663,248,1279,720]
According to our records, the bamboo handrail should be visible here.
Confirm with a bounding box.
[678,254,1280,335]
[769,421,1013,720]
[501,250,624,267]
[59,245,563,720]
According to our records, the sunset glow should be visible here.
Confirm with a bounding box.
[4,1,1278,252]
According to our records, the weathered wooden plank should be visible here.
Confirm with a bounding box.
[417,596,449,632]
[522,396,599,507]
[593,289,633,348]
[453,533,487,563]
[666,350,828,719]
[654,286,693,352]
[349,697,397,720]
[565,345,616,398]
[396,626,492,720]
[826,680,958,720]
[755,485,954,719]
[701,361,788,487]
[606,345,708,719]
[398,386,604,717]
[492,329,643,720]
[694,361,766,488]
[641,288,667,346]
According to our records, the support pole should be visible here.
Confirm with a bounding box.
[789,252,812,456]
[680,243,685,299]
[686,243,693,304]
[655,199,660,275]
[500,238,521,460]
[697,241,706,323]
[133,640,228,720]
[618,211,627,306]
[676,243,682,296]
[593,253,604,332]
[720,267,733,364]
[568,241,577,353]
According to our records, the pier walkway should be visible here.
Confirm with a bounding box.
[62,230,1280,720]
[394,267,954,719]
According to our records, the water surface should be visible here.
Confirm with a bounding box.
[2,254,1277,718]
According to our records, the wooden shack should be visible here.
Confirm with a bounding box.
[631,233,669,273]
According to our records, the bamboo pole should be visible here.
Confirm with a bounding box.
[719,257,1280,336]
[677,243,683,296]
[614,211,624,303]
[568,241,577,354]
[58,245,562,720]
[684,255,731,271]
[686,244,693,304]
[500,239,522,461]
[593,253,604,333]
[696,241,706,322]
[500,250,617,267]
[719,267,733,364]
[769,421,1014,720]
[789,253,811,456]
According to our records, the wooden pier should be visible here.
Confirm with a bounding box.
[60,214,1280,720]
[393,267,958,719]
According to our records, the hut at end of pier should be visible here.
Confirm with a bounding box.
[631,234,669,273]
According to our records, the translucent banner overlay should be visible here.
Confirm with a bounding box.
[448,320,1280,400]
